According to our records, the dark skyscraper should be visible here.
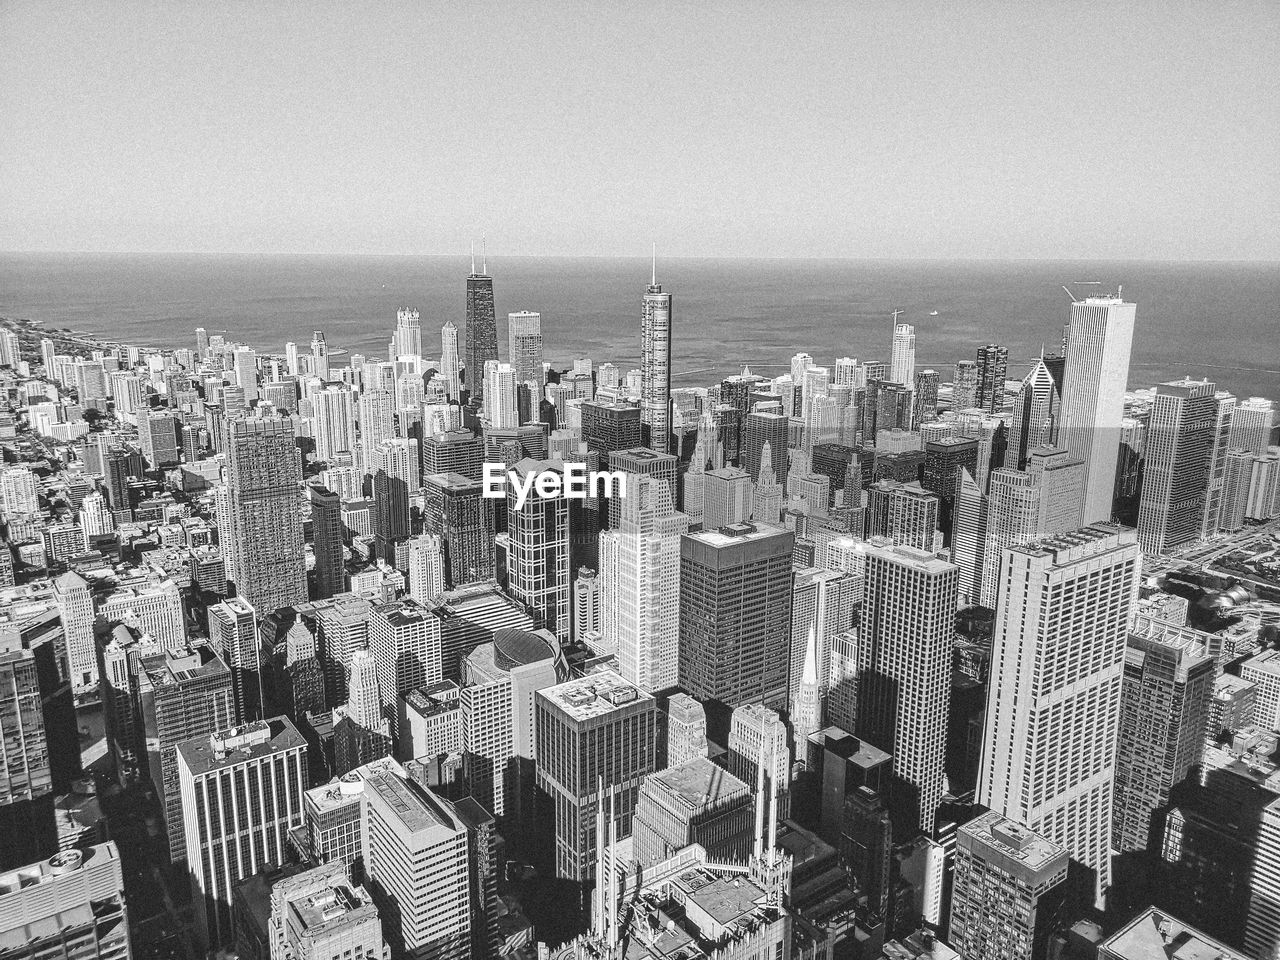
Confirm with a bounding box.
[308,483,344,600]
[678,521,794,711]
[975,343,1010,413]
[464,252,498,405]
[424,472,496,588]
[743,411,789,487]
[0,633,57,870]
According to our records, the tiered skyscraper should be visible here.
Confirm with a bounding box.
[464,251,498,404]
[641,255,673,454]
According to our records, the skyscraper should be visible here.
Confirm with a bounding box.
[52,570,97,690]
[1228,396,1275,455]
[267,861,388,960]
[357,389,396,476]
[678,521,794,711]
[890,322,916,389]
[856,543,958,834]
[599,476,688,693]
[743,411,789,487]
[369,599,442,712]
[422,472,495,587]
[506,459,572,639]
[641,258,673,454]
[482,361,518,429]
[393,306,423,359]
[1057,295,1137,524]
[978,524,1140,907]
[407,534,445,604]
[948,812,1069,960]
[178,719,307,950]
[975,343,1009,413]
[1137,378,1217,556]
[702,466,753,530]
[1112,615,1214,854]
[308,484,345,600]
[440,321,462,401]
[464,255,498,404]
[535,670,657,883]
[952,360,979,411]
[223,417,308,613]
[1006,355,1065,470]
[313,383,356,465]
[508,311,543,389]
[207,597,261,723]
[0,634,57,870]
[373,437,418,558]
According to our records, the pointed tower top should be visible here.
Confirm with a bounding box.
[652,241,657,286]
[482,237,487,274]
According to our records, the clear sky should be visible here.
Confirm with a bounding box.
[2,1,1276,260]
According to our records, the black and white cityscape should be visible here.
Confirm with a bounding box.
[1,5,1278,960]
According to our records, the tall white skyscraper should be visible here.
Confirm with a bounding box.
[857,543,959,834]
[483,361,518,429]
[52,570,97,689]
[1057,295,1137,524]
[890,322,916,388]
[313,383,356,465]
[507,311,543,388]
[1228,396,1275,456]
[358,389,397,476]
[407,534,445,604]
[978,524,1140,908]
[1137,379,1217,556]
[232,347,258,404]
[599,476,688,692]
[1201,390,1237,539]
[441,321,462,401]
[641,257,672,454]
[310,330,330,380]
[392,307,422,359]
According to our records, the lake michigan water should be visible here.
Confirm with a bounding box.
[1,253,1277,399]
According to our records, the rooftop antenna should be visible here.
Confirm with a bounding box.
[891,308,904,327]
[1118,283,1123,298]
[482,237,487,274]
[652,242,657,286]
[471,240,476,276]
[1060,285,1079,303]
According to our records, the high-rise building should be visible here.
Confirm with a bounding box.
[0,634,57,870]
[1006,356,1065,470]
[978,524,1140,907]
[751,443,783,523]
[743,411,789,487]
[0,844,133,960]
[372,437,418,558]
[632,757,754,867]
[482,361,518,429]
[507,311,543,389]
[599,476,687,693]
[866,480,940,552]
[952,360,979,411]
[1104,907,1250,960]
[948,812,1069,960]
[357,390,396,476]
[1137,379,1218,556]
[309,484,345,600]
[535,670,657,883]
[978,449,1086,608]
[311,331,330,380]
[207,597,261,723]
[266,861,388,960]
[703,466,753,531]
[580,400,643,456]
[1246,796,1280,960]
[1228,396,1275,455]
[177,718,307,950]
[139,411,181,469]
[422,473,495,587]
[641,262,673,454]
[136,644,235,866]
[393,306,423,359]
[464,259,498,404]
[369,599,441,713]
[604,447,677,529]
[856,543,958,834]
[890,322,916,389]
[573,567,601,643]
[460,628,562,824]
[1112,615,1214,854]
[1201,391,1237,538]
[1057,296,1137,524]
[440,321,462,401]
[223,417,307,613]
[313,384,357,466]
[406,534,445,604]
[678,522,794,711]
[913,368,940,426]
[52,570,97,690]
[975,343,1009,413]
[506,459,571,639]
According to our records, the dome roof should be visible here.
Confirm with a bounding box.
[493,628,554,672]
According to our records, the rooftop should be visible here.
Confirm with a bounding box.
[1100,906,1249,960]
[960,810,1067,874]
[685,520,789,548]
[363,766,462,836]
[1243,649,1280,677]
[176,717,305,777]
[647,757,749,810]
[539,669,651,722]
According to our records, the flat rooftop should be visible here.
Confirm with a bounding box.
[539,669,651,722]
[649,757,749,810]
[685,520,789,549]
[1100,906,1249,960]
[176,717,304,777]
[960,810,1067,874]
[363,767,461,836]
[1243,649,1280,677]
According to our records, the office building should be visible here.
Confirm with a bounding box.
[508,311,543,389]
[1057,296,1137,524]
[223,417,308,613]
[978,525,1140,907]
[1228,396,1275,456]
[440,321,462,401]
[641,263,673,454]
[406,534,445,604]
[535,670,657,883]
[605,447,677,529]
[949,812,1069,960]
[866,480,939,552]
[678,522,795,711]
[1240,649,1280,730]
[856,543,958,834]
[313,384,357,466]
[483,361,518,429]
[421,429,484,481]
[506,459,571,639]
[464,259,498,404]
[632,757,754,867]
[663,693,709,767]
[581,400,643,456]
[1137,379,1218,555]
[599,476,688,693]
[266,860,388,960]
[52,570,97,690]
[573,567,600,643]
[1113,616,1214,854]
[357,390,396,476]
[178,719,308,950]
[208,597,261,723]
[1103,907,1249,960]
[137,644,235,866]
[743,411,789,487]
[703,467,753,531]
[974,343,1009,413]
[890,323,916,390]
[372,437,418,559]
[1006,356,1065,470]
[913,368,940,426]
[309,484,345,600]
[369,599,441,713]
[422,473,495,588]
[0,844,132,960]
[0,635,57,871]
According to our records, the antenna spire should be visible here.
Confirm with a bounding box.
[482,237,487,274]
[471,240,475,275]
[652,241,656,286]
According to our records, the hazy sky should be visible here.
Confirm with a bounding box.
[2,1,1277,260]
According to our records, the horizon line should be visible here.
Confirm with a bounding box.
[2,249,1278,266]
